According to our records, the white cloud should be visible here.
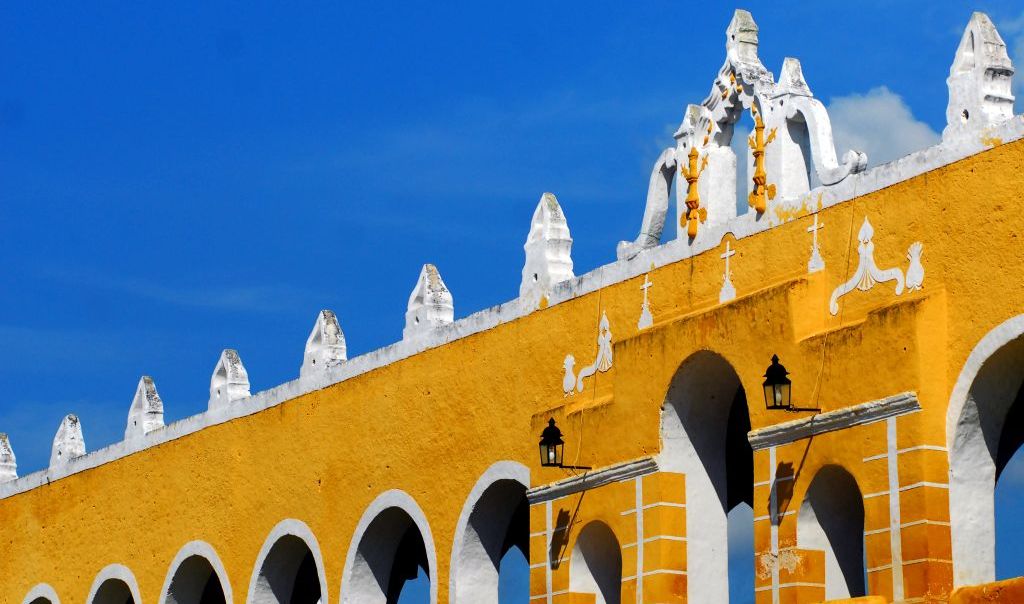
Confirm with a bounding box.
[827,86,940,168]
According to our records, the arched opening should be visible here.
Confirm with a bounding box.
[949,324,1024,586]
[343,492,437,604]
[165,555,228,604]
[777,115,815,195]
[569,521,622,604]
[797,465,866,599]
[996,423,1024,580]
[22,584,61,604]
[660,350,752,602]
[250,521,326,604]
[450,463,530,603]
[91,579,134,604]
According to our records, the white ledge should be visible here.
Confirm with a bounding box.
[747,392,920,451]
[526,457,658,504]
[0,117,1020,501]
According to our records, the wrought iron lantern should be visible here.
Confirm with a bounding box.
[539,418,591,470]
[539,418,565,467]
[762,354,792,411]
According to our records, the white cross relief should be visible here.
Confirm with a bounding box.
[637,274,654,330]
[808,214,825,274]
[719,241,737,303]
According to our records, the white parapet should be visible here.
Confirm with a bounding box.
[521,192,574,305]
[208,349,251,410]
[0,434,16,482]
[403,264,454,340]
[125,376,164,441]
[50,414,85,468]
[301,309,347,378]
[944,12,1015,143]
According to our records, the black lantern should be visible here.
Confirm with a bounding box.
[539,418,565,467]
[538,418,591,470]
[762,354,792,411]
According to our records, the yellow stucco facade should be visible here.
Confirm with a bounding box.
[4,8,1024,604]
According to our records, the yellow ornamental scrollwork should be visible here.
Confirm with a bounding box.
[747,104,777,213]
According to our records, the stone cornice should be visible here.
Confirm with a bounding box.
[747,392,919,451]
[526,457,658,504]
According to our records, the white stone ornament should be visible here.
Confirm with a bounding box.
[617,148,677,259]
[301,309,347,378]
[906,242,925,291]
[404,263,454,340]
[125,375,164,441]
[521,193,574,304]
[719,241,737,303]
[0,433,16,482]
[51,414,86,468]
[807,214,825,274]
[943,12,1015,143]
[562,312,614,396]
[637,274,654,330]
[209,349,251,410]
[829,218,905,315]
[618,9,867,258]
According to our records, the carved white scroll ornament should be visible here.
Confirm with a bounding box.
[906,242,924,291]
[829,218,905,315]
[562,312,613,396]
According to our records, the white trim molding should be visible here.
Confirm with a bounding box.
[747,392,919,451]
[526,457,658,504]
[87,564,143,604]
[21,583,60,604]
[247,518,329,604]
[158,540,234,604]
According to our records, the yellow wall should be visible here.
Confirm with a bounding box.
[2,137,1024,604]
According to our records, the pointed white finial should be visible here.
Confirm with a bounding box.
[0,434,17,482]
[404,264,454,340]
[125,376,164,440]
[51,414,85,468]
[521,192,574,304]
[301,309,347,378]
[726,9,760,66]
[208,349,251,410]
[774,57,812,98]
[944,12,1015,141]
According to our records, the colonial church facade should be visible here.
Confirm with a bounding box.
[3,9,1024,604]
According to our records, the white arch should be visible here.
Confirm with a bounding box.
[948,314,1024,587]
[569,521,622,604]
[449,461,530,603]
[247,518,329,604]
[21,583,61,604]
[87,564,143,604]
[796,466,866,599]
[340,489,438,604]
[159,540,234,604]
[657,349,749,603]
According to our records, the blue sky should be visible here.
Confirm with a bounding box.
[3,1,1024,600]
